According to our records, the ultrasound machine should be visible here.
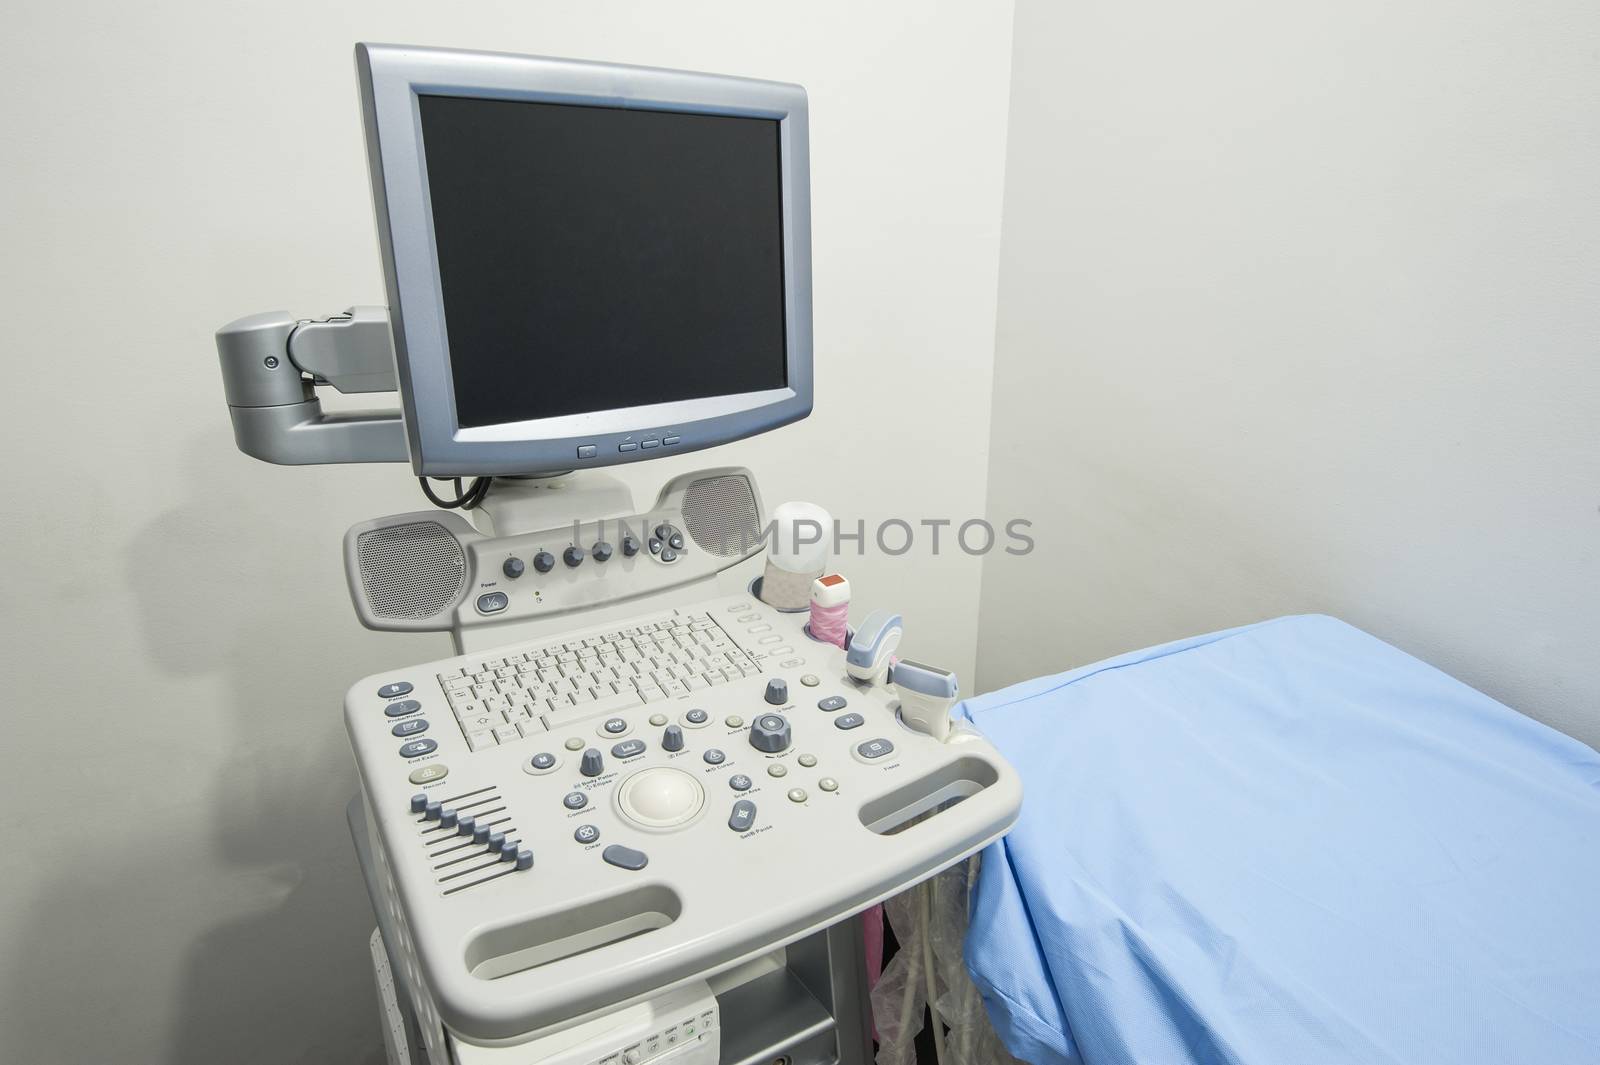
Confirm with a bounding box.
[217,43,1021,1065]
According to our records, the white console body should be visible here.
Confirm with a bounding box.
[348,587,1022,1049]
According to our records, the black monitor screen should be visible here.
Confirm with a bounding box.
[417,95,788,429]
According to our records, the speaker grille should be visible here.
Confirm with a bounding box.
[357,521,466,620]
[683,474,761,557]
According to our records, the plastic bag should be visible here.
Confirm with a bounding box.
[870,856,1026,1065]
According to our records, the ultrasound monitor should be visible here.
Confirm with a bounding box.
[357,44,813,477]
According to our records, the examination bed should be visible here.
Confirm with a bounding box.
[960,615,1600,1065]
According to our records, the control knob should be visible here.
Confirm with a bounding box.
[749,713,791,753]
[661,724,684,752]
[592,541,614,563]
[580,748,604,777]
[621,534,640,557]
[563,545,586,568]
[532,551,556,574]
[764,678,788,705]
[502,557,525,579]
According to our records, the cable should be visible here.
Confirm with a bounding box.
[418,476,493,510]
[922,881,947,1065]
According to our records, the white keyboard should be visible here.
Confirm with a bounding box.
[435,611,762,751]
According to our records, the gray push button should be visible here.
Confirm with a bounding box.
[834,713,865,731]
[529,752,557,771]
[729,774,752,791]
[563,791,588,811]
[602,844,649,870]
[391,718,429,737]
[684,708,709,725]
[618,441,637,452]
[703,748,726,765]
[378,682,413,699]
[611,739,647,759]
[817,695,848,712]
[384,699,421,718]
[728,799,757,832]
[476,592,509,614]
[577,445,598,459]
[574,824,600,845]
[603,717,629,735]
[857,738,896,759]
[399,738,438,758]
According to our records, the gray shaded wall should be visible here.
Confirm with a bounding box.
[978,0,1600,750]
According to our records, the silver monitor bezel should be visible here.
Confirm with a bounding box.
[356,43,813,477]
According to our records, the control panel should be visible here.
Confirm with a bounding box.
[453,980,718,1065]
[464,516,710,626]
[348,593,1022,1042]
[341,468,766,636]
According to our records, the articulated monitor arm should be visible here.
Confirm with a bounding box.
[216,306,410,465]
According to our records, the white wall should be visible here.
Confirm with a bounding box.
[978,0,1600,749]
[0,3,1014,1062]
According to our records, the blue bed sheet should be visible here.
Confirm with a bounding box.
[961,615,1600,1065]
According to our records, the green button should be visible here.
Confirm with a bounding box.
[649,713,669,727]
[767,763,787,778]
[819,777,839,792]
[564,737,585,751]
[408,764,448,785]
[798,753,817,768]
[725,715,744,728]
